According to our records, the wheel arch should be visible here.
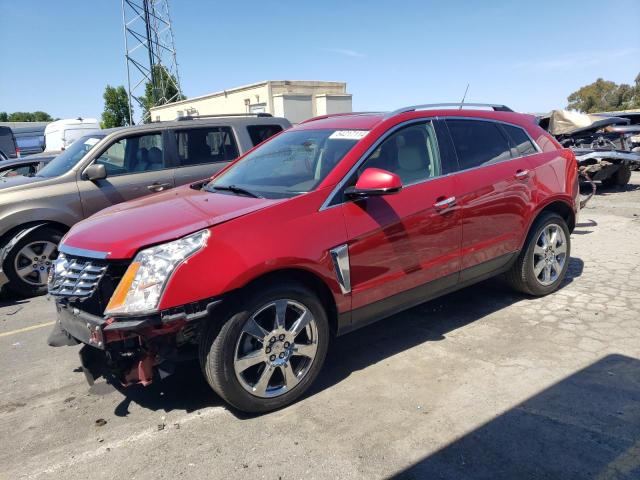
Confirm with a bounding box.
[538,200,575,233]
[0,220,70,249]
[230,268,339,336]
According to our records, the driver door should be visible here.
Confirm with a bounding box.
[77,131,175,218]
[340,121,462,325]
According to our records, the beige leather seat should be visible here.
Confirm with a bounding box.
[395,129,430,184]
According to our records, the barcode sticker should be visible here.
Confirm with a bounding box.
[329,130,369,140]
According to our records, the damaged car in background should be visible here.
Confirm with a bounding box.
[539,110,640,188]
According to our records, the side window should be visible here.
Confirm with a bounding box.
[96,133,164,175]
[358,122,442,185]
[502,124,538,157]
[175,127,239,166]
[0,164,37,177]
[247,124,284,146]
[446,119,512,170]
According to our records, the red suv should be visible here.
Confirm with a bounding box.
[48,103,579,412]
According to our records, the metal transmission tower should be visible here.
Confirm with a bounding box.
[121,0,183,124]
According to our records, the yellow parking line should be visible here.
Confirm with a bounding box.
[0,321,55,338]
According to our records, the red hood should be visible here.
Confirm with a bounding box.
[62,185,282,259]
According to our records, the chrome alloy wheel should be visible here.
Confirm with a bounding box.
[234,299,319,398]
[532,223,567,286]
[14,240,58,286]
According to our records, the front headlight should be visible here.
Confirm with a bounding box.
[105,229,209,316]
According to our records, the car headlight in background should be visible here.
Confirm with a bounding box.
[105,229,210,316]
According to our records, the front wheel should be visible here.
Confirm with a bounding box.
[506,212,571,296]
[199,282,329,413]
[2,227,62,297]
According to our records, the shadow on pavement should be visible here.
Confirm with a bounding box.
[390,354,640,480]
[107,257,585,418]
[593,183,640,196]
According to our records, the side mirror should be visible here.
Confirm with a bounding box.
[84,163,107,181]
[345,168,402,199]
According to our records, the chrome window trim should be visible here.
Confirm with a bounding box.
[329,244,351,294]
[319,116,542,211]
[319,118,440,211]
[58,244,109,260]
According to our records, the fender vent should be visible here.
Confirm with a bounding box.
[48,254,107,300]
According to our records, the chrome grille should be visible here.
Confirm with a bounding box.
[48,254,107,300]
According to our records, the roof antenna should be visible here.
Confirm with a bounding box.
[459,84,470,109]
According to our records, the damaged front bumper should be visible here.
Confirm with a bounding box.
[48,297,221,387]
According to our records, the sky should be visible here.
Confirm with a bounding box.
[1,0,639,120]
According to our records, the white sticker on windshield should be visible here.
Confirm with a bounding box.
[329,130,369,140]
[84,138,100,146]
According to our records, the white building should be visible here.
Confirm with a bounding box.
[150,80,352,124]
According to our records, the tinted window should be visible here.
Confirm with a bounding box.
[247,124,284,146]
[207,129,361,199]
[175,127,239,166]
[502,124,537,156]
[0,163,38,178]
[359,122,441,185]
[95,133,164,175]
[447,120,512,169]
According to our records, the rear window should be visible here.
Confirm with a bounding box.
[446,119,512,170]
[247,124,284,146]
[16,136,44,150]
[502,124,537,157]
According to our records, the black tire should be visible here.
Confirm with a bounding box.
[601,164,631,187]
[199,281,330,413]
[3,227,62,297]
[506,212,571,296]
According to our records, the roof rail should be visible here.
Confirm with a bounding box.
[299,111,382,125]
[175,112,273,121]
[385,103,513,119]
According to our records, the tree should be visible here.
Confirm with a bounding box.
[101,85,132,128]
[567,73,640,113]
[0,112,8,122]
[140,65,185,122]
[5,111,54,122]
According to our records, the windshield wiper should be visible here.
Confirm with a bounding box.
[209,184,263,198]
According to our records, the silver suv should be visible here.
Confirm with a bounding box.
[0,114,290,296]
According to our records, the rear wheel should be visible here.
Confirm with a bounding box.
[506,212,570,296]
[601,164,631,187]
[199,282,329,413]
[2,227,62,297]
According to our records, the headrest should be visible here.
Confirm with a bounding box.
[398,146,423,171]
[148,147,162,164]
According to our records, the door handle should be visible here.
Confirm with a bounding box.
[147,182,172,192]
[434,196,456,212]
[514,169,530,180]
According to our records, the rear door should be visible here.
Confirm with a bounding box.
[77,130,176,217]
[340,120,462,322]
[171,126,240,186]
[445,118,535,281]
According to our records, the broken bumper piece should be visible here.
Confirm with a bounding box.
[575,149,640,180]
[48,298,220,388]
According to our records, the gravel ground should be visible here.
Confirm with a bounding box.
[1,173,639,480]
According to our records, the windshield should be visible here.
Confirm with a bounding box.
[205,129,365,199]
[37,134,105,178]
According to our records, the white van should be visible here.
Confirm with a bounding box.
[44,118,101,152]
